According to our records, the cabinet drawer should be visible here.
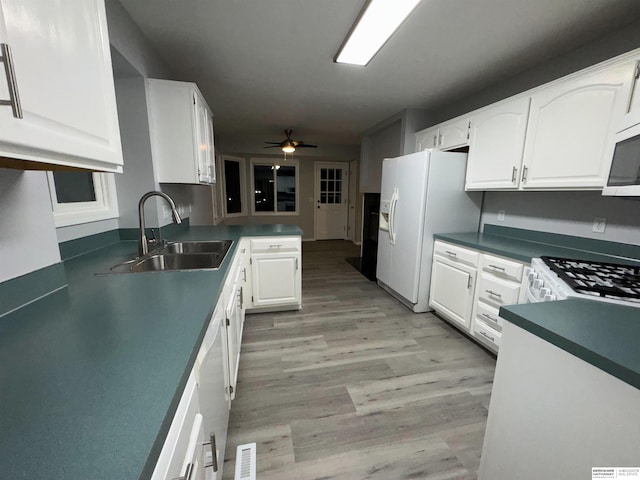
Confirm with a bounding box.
[482,254,524,282]
[478,272,521,306]
[475,300,503,331]
[473,318,502,349]
[250,237,300,253]
[433,241,479,267]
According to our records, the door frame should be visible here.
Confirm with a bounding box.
[314,161,349,241]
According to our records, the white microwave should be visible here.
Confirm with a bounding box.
[603,122,640,196]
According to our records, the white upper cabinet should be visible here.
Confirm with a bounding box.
[0,0,123,171]
[465,97,531,190]
[520,62,631,190]
[146,79,215,184]
[615,57,640,133]
[415,126,439,151]
[415,116,469,152]
[438,116,469,150]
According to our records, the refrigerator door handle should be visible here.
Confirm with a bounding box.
[389,188,398,245]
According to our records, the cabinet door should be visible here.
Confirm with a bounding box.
[415,126,439,151]
[225,281,241,400]
[429,256,476,331]
[438,116,469,150]
[465,97,531,190]
[251,253,301,307]
[196,309,229,480]
[194,92,211,183]
[521,63,629,189]
[616,58,640,133]
[0,0,122,171]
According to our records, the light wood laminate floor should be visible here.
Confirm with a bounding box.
[223,240,496,480]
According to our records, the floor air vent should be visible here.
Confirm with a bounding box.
[234,443,256,480]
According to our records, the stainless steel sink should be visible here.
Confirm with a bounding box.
[160,240,232,255]
[108,240,233,273]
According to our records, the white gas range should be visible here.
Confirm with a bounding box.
[527,256,640,307]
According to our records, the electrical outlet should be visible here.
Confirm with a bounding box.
[592,217,607,233]
[497,210,506,221]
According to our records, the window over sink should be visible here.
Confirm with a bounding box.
[46,171,119,227]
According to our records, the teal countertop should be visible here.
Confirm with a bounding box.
[0,224,302,480]
[500,300,640,389]
[434,231,640,264]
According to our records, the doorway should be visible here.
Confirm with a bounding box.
[314,162,348,240]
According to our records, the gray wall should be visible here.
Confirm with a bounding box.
[360,120,402,193]
[0,170,61,282]
[222,155,348,241]
[481,192,640,246]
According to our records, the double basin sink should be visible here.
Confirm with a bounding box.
[110,240,233,273]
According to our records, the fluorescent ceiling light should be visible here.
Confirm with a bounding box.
[335,0,422,66]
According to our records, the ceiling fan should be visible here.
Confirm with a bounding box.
[264,129,317,153]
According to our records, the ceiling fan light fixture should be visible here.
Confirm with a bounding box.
[282,144,296,153]
[335,0,422,66]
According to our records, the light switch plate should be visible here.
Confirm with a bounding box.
[497,210,506,221]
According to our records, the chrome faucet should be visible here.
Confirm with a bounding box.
[138,191,182,256]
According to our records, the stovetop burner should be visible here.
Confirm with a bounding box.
[541,256,640,301]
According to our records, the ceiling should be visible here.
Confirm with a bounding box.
[118,0,640,153]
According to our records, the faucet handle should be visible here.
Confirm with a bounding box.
[149,228,156,241]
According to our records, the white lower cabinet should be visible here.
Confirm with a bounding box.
[151,372,204,480]
[249,236,302,310]
[430,240,529,353]
[470,252,528,353]
[429,241,479,331]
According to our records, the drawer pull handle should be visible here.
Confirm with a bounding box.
[204,433,219,472]
[467,274,472,290]
[243,267,247,282]
[0,43,23,118]
[295,257,299,270]
[479,330,495,342]
[444,250,457,256]
[269,244,282,248]
[488,264,505,271]
[481,313,497,322]
[172,462,194,480]
[511,166,517,183]
[485,289,502,298]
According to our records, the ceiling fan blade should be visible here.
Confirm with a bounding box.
[264,141,282,145]
[296,143,317,148]
[264,145,282,149]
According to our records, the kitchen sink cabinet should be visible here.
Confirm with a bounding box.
[249,236,302,310]
[520,62,631,190]
[146,79,215,184]
[465,97,531,190]
[196,303,229,480]
[429,241,478,331]
[0,0,123,172]
[151,372,205,480]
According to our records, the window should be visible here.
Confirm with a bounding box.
[319,167,343,204]
[250,158,298,215]
[222,155,246,217]
[46,171,119,227]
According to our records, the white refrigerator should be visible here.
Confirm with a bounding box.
[376,150,482,312]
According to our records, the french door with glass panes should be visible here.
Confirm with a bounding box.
[315,163,348,240]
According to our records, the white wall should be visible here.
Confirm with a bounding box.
[0,170,61,282]
[360,120,402,193]
[481,191,640,245]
